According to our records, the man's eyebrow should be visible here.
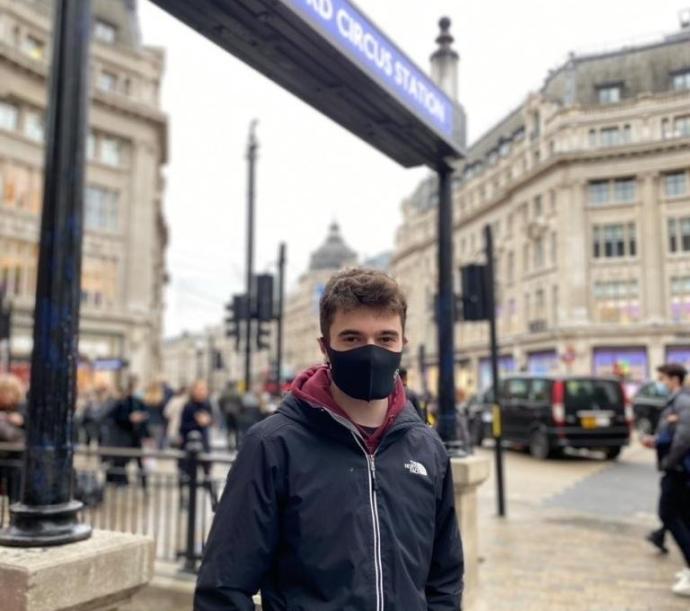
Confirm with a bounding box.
[337,329,364,336]
[378,330,400,337]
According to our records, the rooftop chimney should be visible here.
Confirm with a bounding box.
[430,17,459,102]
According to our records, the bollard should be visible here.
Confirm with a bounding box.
[182,431,203,573]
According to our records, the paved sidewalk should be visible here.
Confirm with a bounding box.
[473,446,689,610]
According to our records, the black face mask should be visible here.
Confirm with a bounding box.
[326,344,402,402]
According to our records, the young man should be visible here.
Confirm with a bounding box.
[642,363,690,597]
[195,268,463,610]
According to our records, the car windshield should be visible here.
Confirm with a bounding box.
[564,379,622,409]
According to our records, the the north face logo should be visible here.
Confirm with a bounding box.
[404,460,428,477]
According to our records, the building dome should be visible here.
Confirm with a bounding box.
[309,223,357,271]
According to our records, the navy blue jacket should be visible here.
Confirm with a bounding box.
[180,400,212,451]
[194,393,463,611]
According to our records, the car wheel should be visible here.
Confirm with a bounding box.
[529,430,551,460]
[604,447,622,461]
[635,417,653,436]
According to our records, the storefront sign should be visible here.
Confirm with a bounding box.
[593,348,648,382]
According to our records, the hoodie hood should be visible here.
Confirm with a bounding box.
[290,365,410,453]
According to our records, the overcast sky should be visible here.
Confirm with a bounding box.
[138,0,689,338]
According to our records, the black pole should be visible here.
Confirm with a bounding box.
[418,343,429,423]
[0,0,92,546]
[275,242,286,388]
[436,165,459,450]
[244,121,258,393]
[182,431,202,573]
[207,334,214,391]
[484,224,506,517]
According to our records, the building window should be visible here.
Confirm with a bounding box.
[593,223,637,259]
[97,70,117,92]
[488,150,498,166]
[534,238,545,269]
[674,115,690,137]
[671,276,690,322]
[551,232,558,265]
[533,194,543,218]
[614,177,636,202]
[552,286,559,324]
[100,136,121,167]
[593,280,640,323]
[622,124,632,143]
[21,35,45,60]
[672,70,690,91]
[94,20,117,44]
[668,217,690,253]
[600,127,621,147]
[588,177,636,205]
[665,171,688,198]
[499,140,511,157]
[24,110,44,142]
[588,180,610,205]
[0,101,19,131]
[597,84,622,104]
[507,251,515,283]
[523,243,530,273]
[85,185,119,232]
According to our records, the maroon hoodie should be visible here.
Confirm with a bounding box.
[290,365,408,454]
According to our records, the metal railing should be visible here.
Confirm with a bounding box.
[0,432,234,573]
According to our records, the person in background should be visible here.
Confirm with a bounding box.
[143,379,167,450]
[641,363,690,598]
[105,376,150,488]
[0,374,25,502]
[236,385,262,449]
[79,381,115,446]
[217,381,242,450]
[164,385,188,448]
[180,380,217,506]
[399,367,425,422]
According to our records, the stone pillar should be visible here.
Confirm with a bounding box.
[452,455,490,611]
[0,530,153,611]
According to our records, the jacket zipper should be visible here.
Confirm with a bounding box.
[316,408,384,610]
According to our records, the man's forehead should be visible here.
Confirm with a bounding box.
[331,307,402,332]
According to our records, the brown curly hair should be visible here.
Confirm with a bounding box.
[319,268,407,341]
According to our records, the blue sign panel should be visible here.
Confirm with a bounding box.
[282,0,455,140]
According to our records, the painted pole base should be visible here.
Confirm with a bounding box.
[0,500,92,547]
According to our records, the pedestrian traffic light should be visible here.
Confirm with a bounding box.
[256,320,271,351]
[255,274,274,321]
[225,294,249,350]
[460,264,489,321]
[213,349,224,370]
[0,291,10,341]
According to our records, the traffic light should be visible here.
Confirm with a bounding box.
[225,294,249,350]
[256,320,271,351]
[255,274,274,321]
[460,264,489,321]
[213,349,224,371]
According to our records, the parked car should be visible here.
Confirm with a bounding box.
[632,382,668,434]
[471,375,632,460]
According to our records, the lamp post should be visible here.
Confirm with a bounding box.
[0,0,92,546]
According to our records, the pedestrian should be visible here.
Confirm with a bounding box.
[399,367,426,422]
[179,380,216,507]
[195,268,463,610]
[79,382,115,446]
[236,386,262,448]
[641,363,690,597]
[217,381,242,450]
[163,385,188,448]
[104,376,150,488]
[0,373,25,502]
[143,379,167,450]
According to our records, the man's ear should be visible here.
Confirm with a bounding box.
[403,336,409,348]
[318,337,328,359]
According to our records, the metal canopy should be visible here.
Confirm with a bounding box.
[150,0,465,168]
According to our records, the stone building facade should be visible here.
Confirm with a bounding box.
[283,222,358,376]
[0,0,168,387]
[392,21,690,394]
